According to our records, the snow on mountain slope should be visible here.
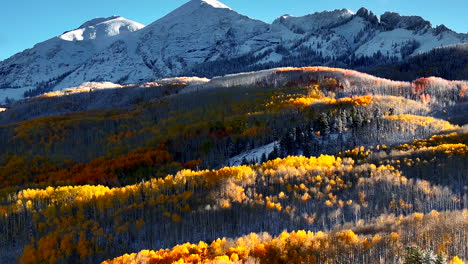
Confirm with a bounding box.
[277,7,467,60]
[54,38,154,90]
[1,0,467,103]
[58,0,272,88]
[136,0,270,73]
[285,16,369,58]
[59,16,144,41]
[240,23,300,55]
[0,39,96,101]
[332,17,368,47]
[355,28,467,58]
[351,10,468,58]
[228,142,278,166]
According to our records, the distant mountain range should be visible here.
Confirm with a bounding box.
[1,0,467,103]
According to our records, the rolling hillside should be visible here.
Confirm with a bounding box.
[0,66,466,263]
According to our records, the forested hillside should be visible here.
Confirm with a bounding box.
[103,210,466,264]
[0,67,466,263]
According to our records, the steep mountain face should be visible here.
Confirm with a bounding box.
[58,0,270,87]
[271,6,467,61]
[1,0,467,102]
[137,0,269,74]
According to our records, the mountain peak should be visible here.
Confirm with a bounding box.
[198,0,231,9]
[340,8,355,16]
[434,24,453,35]
[59,16,144,41]
[155,0,234,23]
[356,7,379,24]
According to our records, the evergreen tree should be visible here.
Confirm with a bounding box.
[317,113,330,135]
[435,254,447,264]
[403,246,448,264]
[422,250,439,264]
[280,132,295,157]
[335,116,344,134]
[351,107,363,128]
[295,127,304,148]
[404,246,424,264]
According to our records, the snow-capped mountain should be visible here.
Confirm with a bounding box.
[56,0,270,89]
[59,16,144,42]
[0,16,144,102]
[1,0,467,102]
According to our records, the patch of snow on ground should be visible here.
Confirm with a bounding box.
[228,141,278,166]
[333,17,366,46]
[257,52,283,64]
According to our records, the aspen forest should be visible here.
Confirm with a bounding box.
[0,67,466,263]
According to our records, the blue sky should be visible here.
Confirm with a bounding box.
[1,0,467,61]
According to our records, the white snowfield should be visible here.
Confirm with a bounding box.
[59,16,145,41]
[1,0,467,103]
[200,0,231,9]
